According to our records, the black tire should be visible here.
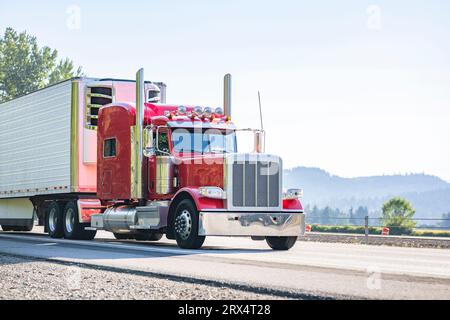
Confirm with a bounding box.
[1,225,14,232]
[134,232,164,241]
[173,199,205,249]
[113,233,133,240]
[46,201,64,238]
[63,201,97,240]
[266,236,298,251]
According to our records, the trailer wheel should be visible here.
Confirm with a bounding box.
[46,201,64,238]
[134,232,164,242]
[173,199,205,249]
[265,236,298,251]
[63,201,97,240]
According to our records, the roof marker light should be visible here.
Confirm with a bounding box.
[177,105,187,115]
[203,107,212,118]
[214,107,224,117]
[193,106,203,117]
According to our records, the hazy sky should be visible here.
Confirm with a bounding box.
[1,1,449,181]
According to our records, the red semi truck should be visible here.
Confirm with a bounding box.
[0,69,305,250]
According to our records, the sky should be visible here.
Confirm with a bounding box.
[1,0,450,181]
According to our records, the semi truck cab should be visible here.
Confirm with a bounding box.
[89,70,305,250]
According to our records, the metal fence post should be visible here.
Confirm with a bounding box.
[365,216,369,245]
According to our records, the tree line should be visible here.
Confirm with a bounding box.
[306,196,450,234]
[0,27,82,103]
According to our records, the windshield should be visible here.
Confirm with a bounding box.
[172,128,237,154]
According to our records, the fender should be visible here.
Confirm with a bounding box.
[166,187,224,239]
[171,187,225,211]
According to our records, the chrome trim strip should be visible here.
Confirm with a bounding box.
[131,69,145,199]
[70,80,79,192]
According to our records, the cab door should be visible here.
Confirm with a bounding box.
[147,128,174,199]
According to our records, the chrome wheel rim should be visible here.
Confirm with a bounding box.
[174,209,192,240]
[48,208,57,232]
[65,208,74,234]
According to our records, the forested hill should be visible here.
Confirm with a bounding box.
[283,167,450,218]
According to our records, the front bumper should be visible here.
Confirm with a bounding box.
[198,210,305,237]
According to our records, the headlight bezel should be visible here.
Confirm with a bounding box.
[198,186,227,199]
[283,188,304,200]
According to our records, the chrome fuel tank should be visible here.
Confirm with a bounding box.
[102,206,137,233]
[91,202,169,234]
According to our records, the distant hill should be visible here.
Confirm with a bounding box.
[283,167,450,219]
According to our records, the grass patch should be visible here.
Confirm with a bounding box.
[412,229,450,237]
[310,225,382,235]
[309,225,450,237]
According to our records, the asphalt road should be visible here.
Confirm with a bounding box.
[0,228,449,300]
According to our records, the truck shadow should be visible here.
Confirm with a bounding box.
[0,232,274,265]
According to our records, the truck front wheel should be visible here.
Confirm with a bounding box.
[173,199,205,249]
[266,236,298,251]
[63,201,97,240]
[46,201,64,238]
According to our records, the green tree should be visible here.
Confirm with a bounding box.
[381,197,416,235]
[0,27,82,102]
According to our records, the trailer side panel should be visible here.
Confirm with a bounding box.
[0,81,72,199]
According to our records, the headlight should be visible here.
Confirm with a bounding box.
[283,188,303,199]
[199,187,226,199]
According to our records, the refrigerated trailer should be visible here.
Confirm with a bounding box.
[0,77,166,231]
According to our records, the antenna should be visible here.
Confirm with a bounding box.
[258,91,264,131]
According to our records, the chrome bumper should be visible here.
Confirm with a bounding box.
[198,210,305,237]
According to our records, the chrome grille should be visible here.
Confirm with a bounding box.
[229,154,281,210]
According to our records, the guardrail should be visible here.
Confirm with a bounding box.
[305,216,450,244]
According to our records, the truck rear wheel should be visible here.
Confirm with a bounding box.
[173,199,205,249]
[266,236,298,251]
[46,201,64,238]
[63,201,97,240]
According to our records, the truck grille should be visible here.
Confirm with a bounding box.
[229,155,281,209]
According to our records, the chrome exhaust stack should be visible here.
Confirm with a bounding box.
[131,68,145,200]
[224,74,232,118]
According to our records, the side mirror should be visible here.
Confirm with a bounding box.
[143,126,155,157]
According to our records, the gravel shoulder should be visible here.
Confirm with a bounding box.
[0,254,285,300]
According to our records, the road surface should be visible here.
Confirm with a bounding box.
[0,228,449,299]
